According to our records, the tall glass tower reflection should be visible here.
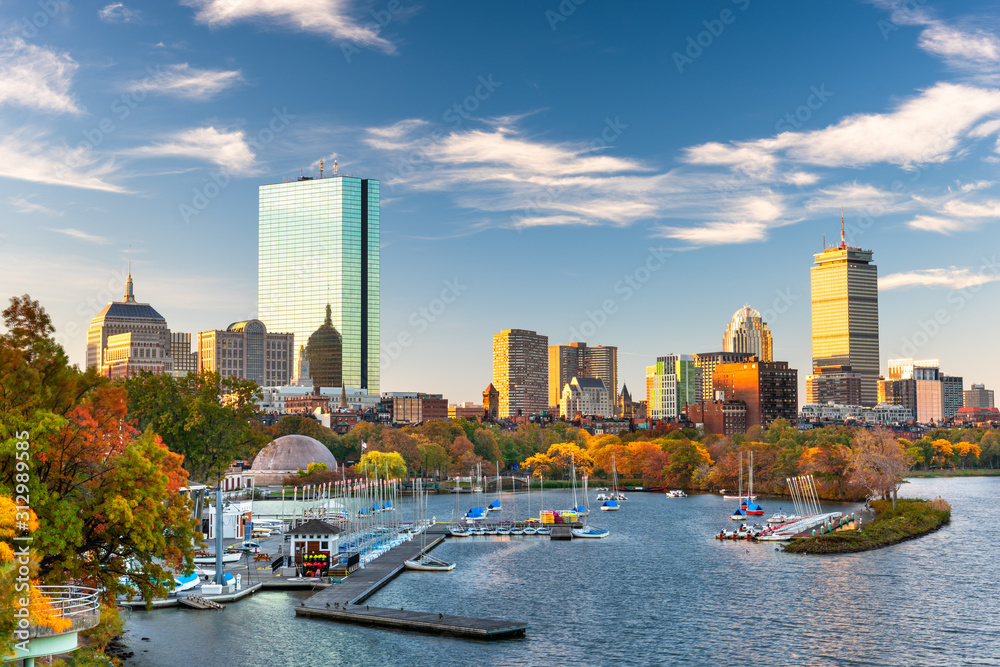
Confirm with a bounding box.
[258,172,380,392]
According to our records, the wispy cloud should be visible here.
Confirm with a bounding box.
[9,196,62,217]
[0,127,124,192]
[49,228,110,244]
[0,38,82,114]
[880,267,1000,290]
[684,82,1000,174]
[127,126,257,175]
[132,63,242,100]
[652,220,768,245]
[183,0,396,53]
[98,3,143,23]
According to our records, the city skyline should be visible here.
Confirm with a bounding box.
[4,2,1000,403]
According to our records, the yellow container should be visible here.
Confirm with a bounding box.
[562,512,577,523]
[541,511,554,524]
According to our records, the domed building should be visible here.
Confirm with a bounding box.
[722,305,773,362]
[249,434,338,485]
[305,304,343,389]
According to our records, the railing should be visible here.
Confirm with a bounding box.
[32,586,101,618]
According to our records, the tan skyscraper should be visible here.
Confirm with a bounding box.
[493,329,548,418]
[722,306,772,362]
[811,220,880,407]
[548,342,619,411]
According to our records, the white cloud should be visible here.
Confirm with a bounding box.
[98,3,143,23]
[49,228,109,244]
[133,63,242,100]
[183,0,396,53]
[0,127,123,192]
[9,196,62,216]
[127,127,258,175]
[880,267,1000,290]
[918,24,1000,68]
[0,38,82,114]
[652,220,768,245]
[904,214,972,234]
[685,83,1000,172]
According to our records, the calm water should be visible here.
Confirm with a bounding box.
[124,478,1000,666]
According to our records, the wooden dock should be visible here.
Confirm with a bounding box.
[296,535,528,640]
[178,595,225,610]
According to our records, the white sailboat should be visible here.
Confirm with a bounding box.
[601,453,622,512]
[406,479,455,571]
[523,474,537,535]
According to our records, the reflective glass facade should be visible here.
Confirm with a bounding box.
[258,176,380,392]
[811,246,879,407]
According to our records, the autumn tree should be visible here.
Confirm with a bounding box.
[931,439,955,468]
[848,429,914,509]
[472,428,502,464]
[358,451,407,479]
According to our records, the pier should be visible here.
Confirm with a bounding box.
[295,531,528,639]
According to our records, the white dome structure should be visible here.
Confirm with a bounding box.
[250,434,338,485]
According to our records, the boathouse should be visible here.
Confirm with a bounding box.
[287,519,342,575]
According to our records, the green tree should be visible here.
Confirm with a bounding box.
[472,428,502,464]
[358,451,407,479]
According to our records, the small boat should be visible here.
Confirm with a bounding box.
[665,490,687,498]
[449,524,471,537]
[536,526,551,535]
[600,499,620,512]
[172,572,200,594]
[193,552,242,565]
[723,494,757,500]
[523,525,538,536]
[730,507,748,521]
[405,554,456,572]
[595,493,611,501]
[572,526,610,539]
[487,500,502,512]
[486,524,498,535]
[498,523,512,535]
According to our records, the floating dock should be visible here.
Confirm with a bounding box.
[296,535,528,639]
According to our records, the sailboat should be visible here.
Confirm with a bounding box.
[509,474,523,535]
[487,462,502,513]
[536,475,551,535]
[406,479,455,571]
[723,452,757,500]
[601,453,621,512]
[743,451,765,516]
[449,475,471,537]
[570,454,589,517]
[523,474,538,535]
[573,473,609,538]
[730,452,748,521]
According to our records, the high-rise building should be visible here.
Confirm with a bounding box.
[805,366,862,406]
[548,342,619,411]
[171,332,197,378]
[197,320,294,387]
[811,222,880,406]
[101,331,171,378]
[723,306,772,362]
[880,359,944,423]
[693,351,756,401]
[646,354,701,421]
[258,171,380,392]
[87,269,173,375]
[493,329,548,417]
[713,360,798,428]
[964,383,995,408]
[942,374,964,420]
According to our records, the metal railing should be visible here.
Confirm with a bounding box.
[32,586,101,618]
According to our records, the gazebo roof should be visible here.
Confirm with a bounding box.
[287,519,342,536]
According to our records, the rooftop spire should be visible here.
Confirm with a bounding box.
[124,245,135,302]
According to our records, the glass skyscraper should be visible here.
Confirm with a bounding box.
[810,226,879,407]
[258,174,380,392]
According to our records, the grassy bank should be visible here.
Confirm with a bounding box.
[783,498,951,555]
[907,469,1000,478]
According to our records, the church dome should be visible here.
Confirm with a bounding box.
[251,434,338,472]
[305,304,343,388]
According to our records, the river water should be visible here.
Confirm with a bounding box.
[124,478,1000,666]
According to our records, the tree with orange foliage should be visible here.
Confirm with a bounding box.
[522,442,592,479]
[0,496,71,658]
[931,439,955,468]
[849,429,914,509]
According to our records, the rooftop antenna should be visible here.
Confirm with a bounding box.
[319,158,324,178]
[333,159,338,176]
[823,232,826,250]
[840,206,845,248]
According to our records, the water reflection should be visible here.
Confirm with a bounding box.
[125,479,1000,666]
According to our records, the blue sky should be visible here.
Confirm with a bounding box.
[3,0,1000,404]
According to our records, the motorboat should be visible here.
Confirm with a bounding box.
[665,490,687,498]
[193,552,242,565]
[172,572,200,594]
[600,499,620,512]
